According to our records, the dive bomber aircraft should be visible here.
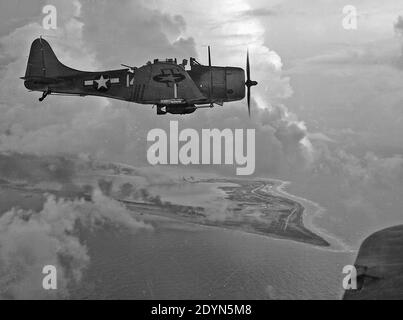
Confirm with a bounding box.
[22,37,258,116]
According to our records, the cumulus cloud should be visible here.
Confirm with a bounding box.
[137,0,313,174]
[79,0,198,68]
[293,139,403,245]
[286,14,403,73]
[0,190,151,300]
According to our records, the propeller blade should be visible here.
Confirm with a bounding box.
[245,49,258,118]
[208,46,212,67]
[208,46,212,99]
[247,86,251,117]
[246,50,251,82]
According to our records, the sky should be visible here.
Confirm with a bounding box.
[0,0,403,245]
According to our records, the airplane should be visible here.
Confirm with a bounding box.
[22,37,258,116]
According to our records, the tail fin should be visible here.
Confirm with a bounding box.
[24,37,77,79]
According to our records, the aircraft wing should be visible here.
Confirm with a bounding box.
[136,62,206,103]
[343,225,403,300]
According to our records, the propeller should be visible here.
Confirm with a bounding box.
[208,46,212,100]
[245,50,258,117]
[208,46,212,67]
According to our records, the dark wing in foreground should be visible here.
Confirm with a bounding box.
[343,225,403,300]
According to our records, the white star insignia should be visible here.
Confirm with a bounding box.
[94,75,110,90]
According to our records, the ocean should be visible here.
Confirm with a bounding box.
[71,221,354,299]
[64,179,356,300]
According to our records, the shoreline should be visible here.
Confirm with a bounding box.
[268,178,354,253]
[120,177,332,248]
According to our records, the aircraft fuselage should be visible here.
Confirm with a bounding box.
[23,38,248,115]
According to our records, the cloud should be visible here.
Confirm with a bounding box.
[240,8,278,18]
[293,139,403,245]
[79,0,198,68]
[0,153,76,184]
[0,0,45,37]
[0,190,151,299]
[394,16,403,36]
[308,132,336,143]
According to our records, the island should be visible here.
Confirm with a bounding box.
[0,153,329,247]
[119,178,330,247]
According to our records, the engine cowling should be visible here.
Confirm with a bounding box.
[188,66,245,103]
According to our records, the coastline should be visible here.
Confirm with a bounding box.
[269,178,354,252]
[120,177,332,248]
